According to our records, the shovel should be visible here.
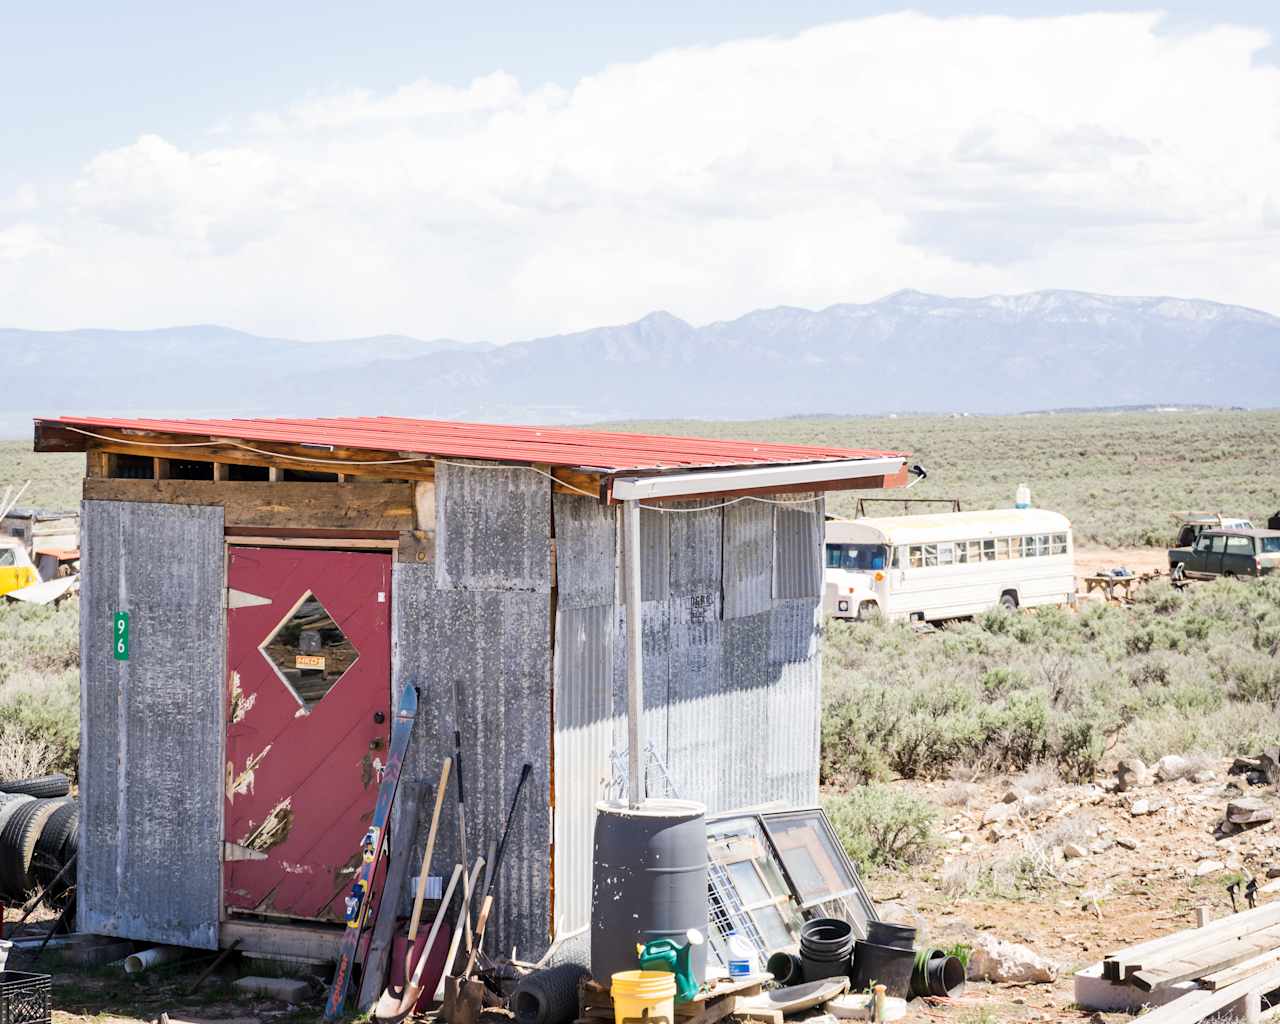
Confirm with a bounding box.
[452,763,533,1024]
[374,862,465,1023]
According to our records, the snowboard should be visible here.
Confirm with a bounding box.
[324,680,419,1021]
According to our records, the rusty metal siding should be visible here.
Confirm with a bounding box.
[551,604,617,937]
[78,499,224,949]
[552,494,616,609]
[773,496,824,599]
[435,460,551,592]
[722,501,773,619]
[393,563,553,959]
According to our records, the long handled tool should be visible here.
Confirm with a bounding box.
[449,764,533,1024]
[374,862,466,1023]
[402,757,451,981]
[462,762,533,977]
[434,858,485,1002]
[452,678,475,957]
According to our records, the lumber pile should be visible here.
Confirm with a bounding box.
[1083,902,1280,1022]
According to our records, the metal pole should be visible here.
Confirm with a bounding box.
[623,499,644,808]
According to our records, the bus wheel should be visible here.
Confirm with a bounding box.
[999,591,1019,612]
[856,601,878,622]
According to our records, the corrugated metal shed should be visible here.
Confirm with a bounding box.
[40,414,906,472]
[79,500,225,949]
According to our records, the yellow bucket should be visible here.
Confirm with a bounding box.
[611,970,676,1024]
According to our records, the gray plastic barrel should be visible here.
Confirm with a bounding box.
[591,799,708,987]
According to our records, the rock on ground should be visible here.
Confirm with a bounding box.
[967,933,1058,984]
[1116,758,1151,792]
[1154,755,1190,782]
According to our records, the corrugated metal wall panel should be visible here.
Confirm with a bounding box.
[435,460,551,592]
[78,500,224,949]
[549,491,826,947]
[773,496,824,599]
[551,604,617,936]
[552,495,616,609]
[393,568,553,958]
[667,502,723,599]
[722,501,773,619]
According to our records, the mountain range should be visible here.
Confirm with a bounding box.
[4,289,1277,436]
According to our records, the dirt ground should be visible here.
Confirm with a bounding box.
[1074,546,1169,585]
[870,754,1277,1022]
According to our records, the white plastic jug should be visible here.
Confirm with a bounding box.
[726,932,756,977]
[1015,484,1031,509]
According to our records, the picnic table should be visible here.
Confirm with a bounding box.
[1083,570,1163,602]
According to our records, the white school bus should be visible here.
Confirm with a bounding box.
[823,508,1076,623]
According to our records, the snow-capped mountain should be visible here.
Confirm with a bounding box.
[4,290,1276,434]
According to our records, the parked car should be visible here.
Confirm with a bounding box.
[1168,528,1280,580]
[0,536,39,597]
[1172,512,1254,549]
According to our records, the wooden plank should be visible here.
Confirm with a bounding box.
[356,781,425,1012]
[551,468,604,500]
[1105,903,1280,980]
[82,478,416,531]
[220,919,343,961]
[1134,963,1280,1024]
[86,450,110,478]
[1204,949,1280,991]
[1134,923,1280,991]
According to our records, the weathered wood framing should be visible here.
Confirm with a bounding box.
[83,478,417,531]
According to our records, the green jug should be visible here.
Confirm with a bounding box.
[636,928,704,1004]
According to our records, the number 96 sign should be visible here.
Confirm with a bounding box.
[113,611,130,661]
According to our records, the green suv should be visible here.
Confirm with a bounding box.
[1169,529,1280,580]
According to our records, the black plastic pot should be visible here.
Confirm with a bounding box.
[799,918,855,982]
[766,950,804,985]
[850,939,915,999]
[911,949,966,998]
[866,921,916,950]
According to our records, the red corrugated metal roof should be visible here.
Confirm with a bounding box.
[42,414,907,473]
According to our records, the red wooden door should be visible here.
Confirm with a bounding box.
[224,546,392,923]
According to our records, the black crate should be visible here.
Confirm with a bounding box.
[0,972,51,1024]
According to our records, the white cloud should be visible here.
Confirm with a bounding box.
[3,11,1278,339]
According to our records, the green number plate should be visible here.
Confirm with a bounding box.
[113,611,130,661]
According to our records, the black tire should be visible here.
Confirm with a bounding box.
[1,773,71,798]
[856,601,878,622]
[999,592,1019,612]
[33,799,77,887]
[0,798,58,898]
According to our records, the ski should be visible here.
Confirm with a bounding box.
[324,680,420,1021]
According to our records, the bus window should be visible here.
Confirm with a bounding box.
[982,539,995,561]
[1052,533,1068,555]
[923,545,938,567]
[955,542,968,564]
[1039,535,1052,556]
[895,546,910,567]
[995,538,1010,560]
[826,544,888,571]
[967,540,981,562]
[909,546,923,568]
[938,543,954,565]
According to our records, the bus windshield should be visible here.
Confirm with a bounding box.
[825,544,888,571]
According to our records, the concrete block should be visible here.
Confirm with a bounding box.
[232,975,313,1002]
[1072,962,1197,1013]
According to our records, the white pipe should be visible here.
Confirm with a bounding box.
[123,945,185,974]
[610,457,905,501]
[624,498,644,808]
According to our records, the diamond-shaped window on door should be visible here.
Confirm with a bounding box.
[261,592,361,707]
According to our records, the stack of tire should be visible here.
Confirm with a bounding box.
[0,774,79,907]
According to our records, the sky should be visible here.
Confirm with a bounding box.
[2,1,1278,341]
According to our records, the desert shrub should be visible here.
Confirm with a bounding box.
[0,601,81,778]
[824,785,938,871]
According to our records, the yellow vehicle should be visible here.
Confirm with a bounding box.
[0,536,39,597]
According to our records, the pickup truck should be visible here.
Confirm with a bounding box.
[1169,528,1280,580]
